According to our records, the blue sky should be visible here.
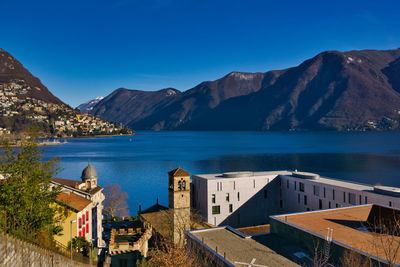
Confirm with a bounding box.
[1,0,399,107]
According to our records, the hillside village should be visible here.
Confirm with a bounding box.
[0,79,133,137]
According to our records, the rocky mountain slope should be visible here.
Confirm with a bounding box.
[88,48,400,131]
[0,49,64,105]
[0,49,132,137]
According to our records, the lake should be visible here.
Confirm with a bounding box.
[42,131,400,215]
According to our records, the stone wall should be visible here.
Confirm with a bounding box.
[0,232,92,267]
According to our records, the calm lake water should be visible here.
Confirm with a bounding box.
[42,131,400,215]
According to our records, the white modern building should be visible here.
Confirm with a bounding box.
[192,170,400,227]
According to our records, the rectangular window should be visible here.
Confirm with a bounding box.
[280,200,283,209]
[212,194,216,204]
[220,182,222,191]
[323,188,326,198]
[229,204,233,213]
[349,193,356,205]
[287,180,289,189]
[233,181,236,190]
[333,189,335,200]
[79,218,82,228]
[343,192,346,203]
[319,199,323,209]
[359,195,362,205]
[237,192,240,201]
[86,211,89,221]
[298,193,300,204]
[389,201,392,207]
[299,182,304,192]
[264,189,268,199]
[226,193,230,202]
[365,196,368,204]
[304,195,307,206]
[295,181,297,191]
[313,185,319,196]
[329,201,331,209]
[212,205,220,215]
[253,179,255,188]
[83,214,85,224]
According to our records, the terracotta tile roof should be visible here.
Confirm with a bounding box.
[52,177,81,189]
[56,192,91,211]
[168,168,191,177]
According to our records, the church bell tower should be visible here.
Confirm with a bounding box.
[168,167,191,245]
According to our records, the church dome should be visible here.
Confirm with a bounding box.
[81,163,98,181]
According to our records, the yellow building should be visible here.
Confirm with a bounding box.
[54,191,92,247]
[51,163,105,248]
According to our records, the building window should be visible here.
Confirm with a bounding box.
[237,192,240,201]
[264,189,268,199]
[86,224,89,234]
[86,211,89,221]
[349,193,356,205]
[329,201,331,209]
[299,182,304,192]
[287,180,289,189]
[211,194,216,204]
[79,218,82,228]
[319,199,323,209]
[304,195,307,206]
[298,193,300,204]
[83,214,85,225]
[389,201,392,207]
[365,196,368,204]
[333,189,335,200]
[313,185,319,196]
[233,181,236,190]
[229,204,233,213]
[323,188,326,198]
[212,206,220,215]
[359,195,362,205]
[336,203,342,208]
[226,193,230,202]
[280,200,283,209]
[343,192,346,203]
[295,181,297,191]
[253,179,255,188]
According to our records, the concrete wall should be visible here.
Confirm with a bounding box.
[0,232,91,267]
[192,173,283,227]
[280,175,400,214]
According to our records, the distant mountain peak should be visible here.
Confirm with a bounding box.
[77,96,104,113]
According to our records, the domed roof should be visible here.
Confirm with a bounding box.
[81,163,98,180]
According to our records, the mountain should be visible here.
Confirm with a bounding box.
[0,49,132,137]
[89,48,400,131]
[0,49,64,105]
[91,72,266,129]
[77,96,104,113]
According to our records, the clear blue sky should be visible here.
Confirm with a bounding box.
[1,0,399,107]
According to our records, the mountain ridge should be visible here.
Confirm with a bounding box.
[84,48,400,131]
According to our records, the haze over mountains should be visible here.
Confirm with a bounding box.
[83,48,400,131]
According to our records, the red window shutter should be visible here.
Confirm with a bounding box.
[83,214,85,224]
[86,224,89,234]
[79,218,82,228]
[79,231,82,237]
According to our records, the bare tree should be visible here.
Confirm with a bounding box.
[103,184,129,218]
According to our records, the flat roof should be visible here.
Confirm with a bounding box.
[193,170,291,180]
[273,204,400,264]
[188,226,300,267]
